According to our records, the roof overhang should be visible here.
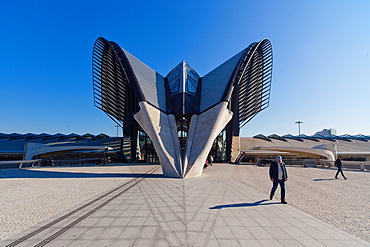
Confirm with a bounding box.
[24,143,110,160]
[256,147,335,160]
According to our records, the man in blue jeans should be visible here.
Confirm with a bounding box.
[269,156,288,204]
[335,155,347,180]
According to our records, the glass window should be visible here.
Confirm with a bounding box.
[187,68,199,81]
[186,77,197,94]
[167,67,180,81]
[170,78,180,93]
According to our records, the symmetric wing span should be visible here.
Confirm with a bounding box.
[93,37,273,131]
[92,37,273,177]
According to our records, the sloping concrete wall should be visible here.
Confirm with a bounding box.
[230,136,240,163]
[134,102,182,178]
[134,101,232,178]
[184,102,233,177]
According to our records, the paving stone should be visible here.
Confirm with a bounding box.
[1,163,368,246]
[99,227,124,239]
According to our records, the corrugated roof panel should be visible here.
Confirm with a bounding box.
[200,49,245,112]
[121,48,166,111]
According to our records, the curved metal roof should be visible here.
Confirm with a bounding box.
[268,134,288,142]
[92,37,128,128]
[200,49,246,112]
[282,134,304,142]
[297,134,320,142]
[237,39,273,128]
[119,48,167,111]
[253,134,272,142]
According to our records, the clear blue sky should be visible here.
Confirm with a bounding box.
[1,0,370,137]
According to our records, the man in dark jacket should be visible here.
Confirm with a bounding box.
[335,155,347,179]
[269,156,288,204]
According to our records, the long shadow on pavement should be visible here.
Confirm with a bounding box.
[314,178,336,181]
[210,199,280,209]
[0,169,164,179]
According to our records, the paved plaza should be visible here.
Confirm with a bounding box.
[0,163,369,247]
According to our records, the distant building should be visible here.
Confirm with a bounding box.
[235,133,370,163]
[2,133,370,168]
[315,128,337,136]
[0,133,122,167]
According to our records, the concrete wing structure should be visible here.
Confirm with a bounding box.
[92,37,273,178]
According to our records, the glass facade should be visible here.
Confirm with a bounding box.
[165,61,200,117]
[177,118,189,151]
[167,65,181,95]
[170,78,180,94]
[210,130,227,162]
[185,65,198,94]
[137,129,158,163]
[167,62,199,96]
[137,128,227,163]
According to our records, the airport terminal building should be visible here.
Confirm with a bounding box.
[92,37,273,177]
[2,38,369,176]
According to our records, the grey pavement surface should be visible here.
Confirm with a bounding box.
[0,163,369,247]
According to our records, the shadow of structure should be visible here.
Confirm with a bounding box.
[314,178,336,181]
[0,169,163,179]
[210,199,280,209]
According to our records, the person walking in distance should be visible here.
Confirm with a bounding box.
[335,155,347,180]
[208,155,213,166]
[269,156,288,204]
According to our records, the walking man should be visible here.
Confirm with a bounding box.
[269,156,288,204]
[335,155,347,179]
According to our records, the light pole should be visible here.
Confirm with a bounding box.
[295,121,303,135]
[115,125,120,137]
